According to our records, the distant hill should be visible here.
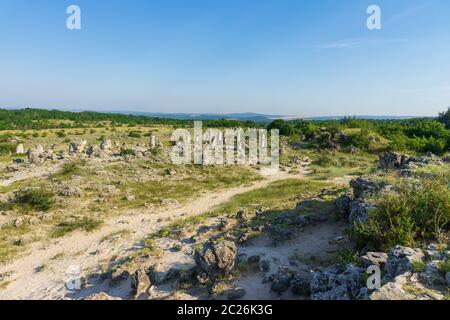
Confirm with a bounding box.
[115,111,421,123]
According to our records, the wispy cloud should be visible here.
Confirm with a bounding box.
[385,3,429,25]
[314,38,409,51]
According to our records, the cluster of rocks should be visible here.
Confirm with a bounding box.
[265,213,327,246]
[334,177,388,229]
[378,151,447,172]
[13,136,165,166]
[259,244,449,300]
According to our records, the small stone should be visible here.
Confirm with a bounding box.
[260,260,270,273]
[13,217,24,228]
[227,288,246,300]
[248,255,261,265]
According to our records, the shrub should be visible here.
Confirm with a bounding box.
[128,130,142,138]
[0,142,15,156]
[59,161,86,177]
[13,189,54,211]
[313,153,334,167]
[354,177,450,251]
[50,217,102,238]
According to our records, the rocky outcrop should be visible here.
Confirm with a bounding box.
[370,273,415,300]
[360,252,388,268]
[378,151,410,170]
[16,144,25,155]
[270,266,294,294]
[385,246,425,278]
[69,140,87,154]
[333,194,351,220]
[291,271,312,296]
[100,139,112,151]
[310,265,368,300]
[194,239,237,283]
[27,145,44,164]
[130,268,151,298]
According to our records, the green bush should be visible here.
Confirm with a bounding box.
[313,153,334,167]
[50,217,102,238]
[0,142,15,156]
[13,189,54,211]
[354,177,450,251]
[128,130,142,138]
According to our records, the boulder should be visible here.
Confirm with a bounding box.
[378,151,403,170]
[227,288,246,300]
[130,268,151,298]
[360,252,388,268]
[100,139,112,151]
[349,177,383,199]
[260,260,270,273]
[310,265,366,300]
[270,266,293,294]
[291,271,312,296]
[385,246,425,278]
[349,199,374,227]
[16,144,25,155]
[27,145,44,164]
[69,140,87,154]
[194,239,237,283]
[370,274,415,300]
[334,194,351,219]
[418,262,446,286]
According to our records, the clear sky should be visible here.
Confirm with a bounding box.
[0,0,449,116]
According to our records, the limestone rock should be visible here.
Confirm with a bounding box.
[194,239,237,283]
[385,246,425,278]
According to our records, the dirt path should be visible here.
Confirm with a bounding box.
[0,170,307,300]
[0,163,64,188]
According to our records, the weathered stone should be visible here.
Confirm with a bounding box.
[194,239,237,283]
[58,185,82,197]
[291,272,312,296]
[334,194,351,219]
[360,252,388,268]
[370,274,415,300]
[270,266,293,294]
[247,255,260,265]
[69,140,87,154]
[349,199,374,227]
[260,260,270,273]
[227,288,246,300]
[310,265,365,300]
[130,268,151,298]
[419,261,446,286]
[349,177,384,199]
[385,246,425,278]
[16,144,25,155]
[378,151,404,170]
[27,145,44,164]
[13,217,24,228]
[100,139,112,151]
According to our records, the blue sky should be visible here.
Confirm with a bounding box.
[0,0,449,116]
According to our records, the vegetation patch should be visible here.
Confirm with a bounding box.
[354,175,450,251]
[50,217,102,238]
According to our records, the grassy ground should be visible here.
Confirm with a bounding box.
[152,178,345,239]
